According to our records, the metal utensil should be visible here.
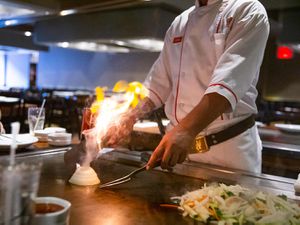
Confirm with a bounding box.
[99,159,161,188]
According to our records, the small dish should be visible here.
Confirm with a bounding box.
[48,133,72,140]
[33,197,71,225]
[48,140,72,146]
[44,127,66,133]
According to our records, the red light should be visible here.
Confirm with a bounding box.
[277,46,293,59]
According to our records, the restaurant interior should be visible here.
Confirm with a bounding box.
[0,0,300,224]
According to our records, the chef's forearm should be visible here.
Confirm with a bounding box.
[128,97,156,122]
[178,93,231,137]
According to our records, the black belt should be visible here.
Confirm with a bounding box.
[193,115,256,153]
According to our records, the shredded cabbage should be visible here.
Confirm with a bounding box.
[177,183,300,225]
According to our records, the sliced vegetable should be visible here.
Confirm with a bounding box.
[176,183,300,224]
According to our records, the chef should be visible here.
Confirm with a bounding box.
[103,0,269,173]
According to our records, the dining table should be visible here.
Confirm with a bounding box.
[0,96,20,104]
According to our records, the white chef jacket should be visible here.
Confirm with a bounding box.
[144,0,269,173]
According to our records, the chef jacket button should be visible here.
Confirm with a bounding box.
[179,103,184,107]
[213,140,218,144]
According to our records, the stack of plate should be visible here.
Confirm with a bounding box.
[48,133,72,146]
[34,130,52,142]
[34,127,67,142]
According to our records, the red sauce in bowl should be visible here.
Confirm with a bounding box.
[35,203,64,214]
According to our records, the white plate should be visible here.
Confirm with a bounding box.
[0,134,38,149]
[274,124,300,134]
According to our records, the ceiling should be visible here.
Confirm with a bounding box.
[0,0,195,52]
[0,0,194,22]
[1,0,300,52]
[1,0,300,26]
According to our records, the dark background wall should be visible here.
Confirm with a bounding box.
[259,10,300,103]
[37,47,159,90]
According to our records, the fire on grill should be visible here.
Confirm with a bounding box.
[69,80,147,186]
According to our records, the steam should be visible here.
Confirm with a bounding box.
[81,128,99,167]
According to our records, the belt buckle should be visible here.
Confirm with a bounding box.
[193,135,209,153]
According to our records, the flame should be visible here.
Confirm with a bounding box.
[86,80,147,150]
[90,87,105,114]
[113,80,129,93]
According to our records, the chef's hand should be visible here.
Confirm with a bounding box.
[146,124,196,170]
[101,114,136,147]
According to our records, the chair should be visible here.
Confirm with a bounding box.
[0,88,23,133]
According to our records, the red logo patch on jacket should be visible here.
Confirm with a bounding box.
[173,36,183,43]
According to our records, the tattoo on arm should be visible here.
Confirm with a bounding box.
[128,97,156,122]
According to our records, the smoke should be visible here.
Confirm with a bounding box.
[81,128,99,167]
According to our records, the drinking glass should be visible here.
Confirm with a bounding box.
[0,162,42,225]
[28,107,45,135]
[81,108,97,135]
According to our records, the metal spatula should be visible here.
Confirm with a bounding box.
[99,154,161,188]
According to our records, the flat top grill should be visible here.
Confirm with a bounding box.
[6,145,299,225]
